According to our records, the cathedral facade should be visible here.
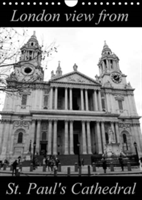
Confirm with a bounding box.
[0,33,142,161]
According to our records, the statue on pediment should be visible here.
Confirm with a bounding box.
[73,63,78,71]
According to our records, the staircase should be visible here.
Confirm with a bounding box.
[58,155,92,165]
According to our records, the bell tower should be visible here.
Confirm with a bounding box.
[97,41,127,88]
[9,31,44,82]
[20,31,42,67]
[98,41,120,76]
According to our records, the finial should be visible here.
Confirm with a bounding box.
[56,61,62,76]
[58,61,61,67]
[33,31,36,36]
[104,40,106,45]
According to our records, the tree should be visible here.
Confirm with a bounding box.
[0,28,59,108]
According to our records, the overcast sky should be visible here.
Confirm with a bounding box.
[0,28,142,129]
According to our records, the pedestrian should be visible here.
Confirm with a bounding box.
[81,158,84,166]
[119,155,124,171]
[139,157,142,171]
[55,156,60,169]
[11,159,18,176]
[102,157,107,173]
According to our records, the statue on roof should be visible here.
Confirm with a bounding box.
[73,63,78,71]
[51,70,55,79]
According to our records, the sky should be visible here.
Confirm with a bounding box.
[0,27,142,129]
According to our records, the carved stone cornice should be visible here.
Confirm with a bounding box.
[119,123,131,129]
[13,120,30,128]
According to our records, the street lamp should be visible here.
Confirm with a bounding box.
[33,141,36,158]
[33,141,36,169]
[77,142,81,167]
[134,142,139,165]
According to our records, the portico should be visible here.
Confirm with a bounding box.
[32,116,120,156]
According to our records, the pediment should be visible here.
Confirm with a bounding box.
[51,72,100,86]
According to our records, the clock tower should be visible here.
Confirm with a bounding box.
[98,41,127,89]
[10,31,44,82]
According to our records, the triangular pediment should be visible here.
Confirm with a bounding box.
[50,71,100,86]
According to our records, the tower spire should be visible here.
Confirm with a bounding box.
[56,61,62,77]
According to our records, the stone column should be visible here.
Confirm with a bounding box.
[86,122,92,154]
[98,90,102,111]
[109,94,113,113]
[126,95,131,115]
[70,88,73,110]
[133,125,140,152]
[65,88,68,110]
[31,120,36,153]
[36,120,41,153]
[47,120,52,155]
[94,90,98,111]
[50,87,53,109]
[7,121,13,155]
[111,122,116,142]
[101,122,106,152]
[96,122,102,154]
[128,95,133,115]
[0,122,4,153]
[54,87,58,109]
[85,89,89,111]
[136,125,142,152]
[102,61,105,72]
[1,121,10,156]
[82,121,87,154]
[9,135,14,155]
[53,120,57,155]
[106,94,110,112]
[114,122,120,143]
[131,95,138,115]
[70,121,74,154]
[64,121,68,154]
[81,89,84,110]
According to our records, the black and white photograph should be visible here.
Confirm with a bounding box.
[0,0,142,198]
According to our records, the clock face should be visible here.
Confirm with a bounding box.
[111,72,122,83]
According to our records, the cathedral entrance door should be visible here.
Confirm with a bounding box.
[40,141,47,156]
[74,134,79,155]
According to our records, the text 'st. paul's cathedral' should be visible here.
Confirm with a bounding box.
[0,33,142,161]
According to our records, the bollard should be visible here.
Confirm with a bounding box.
[78,166,82,176]
[19,164,22,172]
[88,165,91,176]
[92,163,96,172]
[67,167,71,177]
[43,165,46,172]
[30,163,33,172]
[127,162,131,171]
[54,168,57,177]
[16,169,20,176]
[3,164,6,171]
[58,163,61,172]
[75,163,78,172]
[10,165,13,171]
[110,162,114,172]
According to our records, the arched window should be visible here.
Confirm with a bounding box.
[17,132,23,143]
[42,132,46,141]
[123,134,127,144]
[122,133,128,150]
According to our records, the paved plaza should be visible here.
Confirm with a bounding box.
[0,165,142,176]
